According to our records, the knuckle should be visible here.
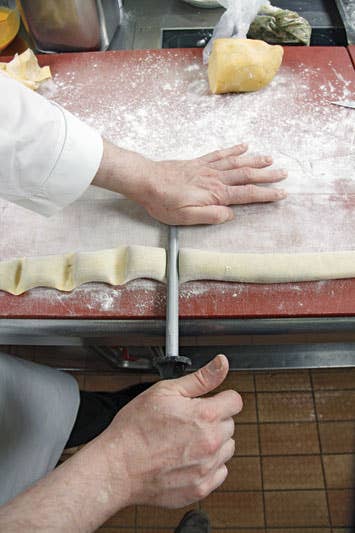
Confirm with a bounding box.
[198,461,211,477]
[243,167,254,183]
[194,481,211,500]
[200,405,218,423]
[211,210,227,224]
[244,183,257,196]
[229,389,243,411]
[203,435,220,455]
[256,156,267,166]
[193,368,209,390]
[221,464,229,482]
[227,438,236,458]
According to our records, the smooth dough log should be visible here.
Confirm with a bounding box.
[208,38,284,94]
[0,245,166,295]
[179,249,355,283]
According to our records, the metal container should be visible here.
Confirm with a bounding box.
[18,0,122,52]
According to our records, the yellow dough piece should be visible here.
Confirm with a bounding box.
[208,38,284,94]
[0,48,51,90]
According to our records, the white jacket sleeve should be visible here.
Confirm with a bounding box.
[0,73,103,216]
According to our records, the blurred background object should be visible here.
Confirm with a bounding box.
[248,4,312,46]
[181,0,220,7]
[0,4,19,51]
[17,0,123,53]
[0,0,353,54]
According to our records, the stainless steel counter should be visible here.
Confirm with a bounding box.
[335,0,355,44]
[111,0,353,49]
[110,0,222,50]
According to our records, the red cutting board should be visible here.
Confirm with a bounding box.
[0,47,354,319]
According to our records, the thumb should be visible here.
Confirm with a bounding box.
[180,206,235,225]
[170,354,229,398]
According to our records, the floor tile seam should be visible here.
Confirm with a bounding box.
[255,452,355,459]
[310,371,333,529]
[219,483,355,491]
[253,374,267,530]
[134,504,137,532]
[214,488,335,493]
[136,525,331,531]
[249,419,355,424]
[137,526,268,533]
[255,388,355,393]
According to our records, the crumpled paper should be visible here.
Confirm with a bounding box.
[248,4,311,46]
[203,0,266,62]
[0,48,51,90]
[203,0,311,63]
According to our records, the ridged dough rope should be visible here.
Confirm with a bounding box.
[1,246,355,295]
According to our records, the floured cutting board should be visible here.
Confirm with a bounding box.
[0,47,354,318]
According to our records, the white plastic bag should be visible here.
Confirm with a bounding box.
[203,0,270,63]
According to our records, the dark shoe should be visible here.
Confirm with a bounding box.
[65,382,154,448]
[174,510,211,533]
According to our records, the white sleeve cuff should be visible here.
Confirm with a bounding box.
[25,106,103,217]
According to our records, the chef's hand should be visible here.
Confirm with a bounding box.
[0,355,241,533]
[101,354,242,508]
[92,140,287,225]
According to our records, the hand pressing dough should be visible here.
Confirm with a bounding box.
[1,246,355,295]
[208,38,284,94]
[179,249,355,283]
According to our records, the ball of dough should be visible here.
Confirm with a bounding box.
[208,38,284,94]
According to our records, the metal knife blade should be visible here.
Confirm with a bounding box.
[331,100,355,110]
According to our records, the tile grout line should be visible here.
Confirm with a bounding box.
[309,369,332,529]
[252,373,267,531]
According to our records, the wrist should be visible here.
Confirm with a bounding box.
[92,139,157,203]
[92,430,133,511]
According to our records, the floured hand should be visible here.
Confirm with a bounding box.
[92,140,287,225]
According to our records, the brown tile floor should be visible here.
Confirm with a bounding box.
[2,345,355,532]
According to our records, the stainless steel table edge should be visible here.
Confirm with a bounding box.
[1,318,354,369]
[1,316,355,340]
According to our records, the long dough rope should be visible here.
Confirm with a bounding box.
[179,249,355,284]
[1,246,355,295]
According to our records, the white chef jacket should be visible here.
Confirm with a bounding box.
[0,74,102,505]
[0,72,103,216]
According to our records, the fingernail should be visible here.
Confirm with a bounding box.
[279,169,288,177]
[265,156,273,164]
[208,355,224,373]
[278,189,287,198]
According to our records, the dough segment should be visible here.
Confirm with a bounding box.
[1,246,355,295]
[179,249,355,283]
[0,245,166,295]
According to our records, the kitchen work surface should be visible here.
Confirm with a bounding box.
[8,345,355,531]
[0,47,354,319]
[349,44,355,65]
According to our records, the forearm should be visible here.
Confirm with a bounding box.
[0,435,129,533]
